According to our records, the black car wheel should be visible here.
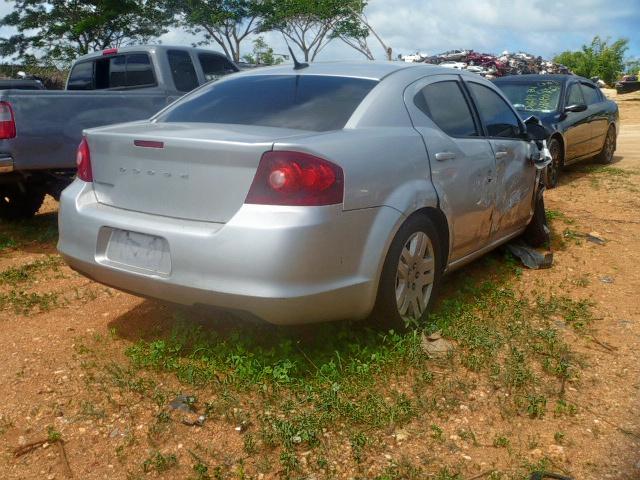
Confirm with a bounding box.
[0,185,45,221]
[545,138,562,189]
[596,126,616,164]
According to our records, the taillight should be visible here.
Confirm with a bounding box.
[102,48,118,56]
[76,137,93,182]
[245,151,344,206]
[0,101,16,139]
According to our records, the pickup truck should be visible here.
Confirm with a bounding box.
[0,45,238,220]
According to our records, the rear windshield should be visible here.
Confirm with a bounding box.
[496,80,561,113]
[157,74,378,131]
[68,53,155,90]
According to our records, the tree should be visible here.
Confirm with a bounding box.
[624,59,640,76]
[242,36,284,65]
[333,4,392,61]
[554,36,629,85]
[261,0,365,62]
[0,0,171,65]
[168,0,265,62]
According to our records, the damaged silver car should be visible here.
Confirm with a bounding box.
[58,62,549,327]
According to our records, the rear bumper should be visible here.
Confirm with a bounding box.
[57,180,401,325]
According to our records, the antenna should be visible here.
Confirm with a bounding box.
[287,45,309,70]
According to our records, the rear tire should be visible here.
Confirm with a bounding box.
[0,185,46,221]
[596,125,616,164]
[545,137,562,189]
[370,215,443,331]
[523,189,550,248]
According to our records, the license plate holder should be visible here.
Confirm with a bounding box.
[104,229,171,275]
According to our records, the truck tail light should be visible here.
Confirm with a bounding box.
[0,101,16,139]
[76,137,93,182]
[245,151,344,206]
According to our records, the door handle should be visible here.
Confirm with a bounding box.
[494,150,508,160]
[435,152,456,161]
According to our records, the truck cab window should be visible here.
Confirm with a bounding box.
[168,50,199,92]
[67,61,94,90]
[198,53,237,82]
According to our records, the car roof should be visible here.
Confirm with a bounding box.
[73,44,230,63]
[231,61,478,81]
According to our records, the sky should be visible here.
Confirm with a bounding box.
[0,0,638,63]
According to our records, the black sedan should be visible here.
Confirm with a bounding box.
[494,74,619,187]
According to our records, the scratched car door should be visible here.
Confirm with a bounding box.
[404,75,496,261]
[464,79,535,239]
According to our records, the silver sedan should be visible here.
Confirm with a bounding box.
[58,62,548,327]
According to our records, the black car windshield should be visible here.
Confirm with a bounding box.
[497,80,562,113]
[157,74,378,131]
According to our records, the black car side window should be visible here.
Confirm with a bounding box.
[566,84,585,106]
[414,81,478,137]
[468,82,522,138]
[580,83,600,105]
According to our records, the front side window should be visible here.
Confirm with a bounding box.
[168,50,199,92]
[198,53,237,82]
[414,81,478,137]
[580,83,601,105]
[158,74,378,132]
[469,82,522,138]
[566,83,585,106]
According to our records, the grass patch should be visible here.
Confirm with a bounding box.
[0,213,58,253]
[0,255,63,285]
[0,289,59,315]
[108,254,593,479]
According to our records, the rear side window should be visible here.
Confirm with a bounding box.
[580,83,600,105]
[566,84,584,106]
[414,81,478,137]
[198,53,237,82]
[67,61,94,90]
[168,50,199,92]
[158,74,378,132]
[68,53,155,90]
[468,83,522,138]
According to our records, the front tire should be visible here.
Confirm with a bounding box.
[0,185,46,221]
[523,189,550,248]
[371,215,443,330]
[596,126,616,164]
[545,137,562,188]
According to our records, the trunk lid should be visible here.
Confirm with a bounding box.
[88,122,309,223]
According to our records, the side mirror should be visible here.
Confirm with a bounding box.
[564,103,587,113]
[523,115,548,141]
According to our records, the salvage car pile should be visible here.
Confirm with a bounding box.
[401,49,571,79]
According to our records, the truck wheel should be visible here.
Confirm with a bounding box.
[596,126,616,164]
[523,189,550,248]
[0,185,46,221]
[371,214,443,331]
[545,138,562,188]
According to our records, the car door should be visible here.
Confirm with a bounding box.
[464,79,536,239]
[562,82,592,160]
[404,74,496,261]
[580,82,608,154]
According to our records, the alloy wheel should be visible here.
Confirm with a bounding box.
[395,231,435,321]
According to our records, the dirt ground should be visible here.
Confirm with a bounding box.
[0,89,639,480]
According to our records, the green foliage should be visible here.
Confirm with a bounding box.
[625,58,640,75]
[142,451,178,473]
[260,0,367,61]
[554,36,629,85]
[242,37,284,65]
[169,0,266,62]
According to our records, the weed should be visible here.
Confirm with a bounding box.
[526,394,547,418]
[279,450,299,476]
[350,431,368,463]
[243,433,257,455]
[554,431,565,444]
[554,399,578,417]
[493,435,510,448]
[142,451,178,473]
[430,424,444,442]
[47,425,61,442]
